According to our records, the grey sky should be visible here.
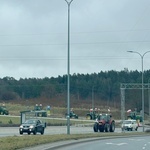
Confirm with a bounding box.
[0,0,150,79]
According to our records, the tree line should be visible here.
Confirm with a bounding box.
[0,69,150,112]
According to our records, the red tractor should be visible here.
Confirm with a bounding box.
[93,114,115,132]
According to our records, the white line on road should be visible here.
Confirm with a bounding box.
[106,142,127,146]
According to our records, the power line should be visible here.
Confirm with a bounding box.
[0,40,150,47]
[0,29,150,37]
[0,56,148,61]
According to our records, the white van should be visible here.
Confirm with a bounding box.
[121,120,138,131]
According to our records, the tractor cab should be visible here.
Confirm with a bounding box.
[97,114,112,123]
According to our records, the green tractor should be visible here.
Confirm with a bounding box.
[86,108,99,120]
[127,109,143,123]
[34,104,47,117]
[65,109,78,119]
[0,106,9,115]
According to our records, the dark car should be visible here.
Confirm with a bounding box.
[19,119,45,135]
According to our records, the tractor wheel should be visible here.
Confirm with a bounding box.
[86,115,92,120]
[93,123,98,132]
[75,116,78,119]
[99,126,105,132]
[105,124,110,132]
[110,121,115,132]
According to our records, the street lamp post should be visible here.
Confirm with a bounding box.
[65,0,73,135]
[92,86,94,110]
[148,78,150,116]
[127,50,150,132]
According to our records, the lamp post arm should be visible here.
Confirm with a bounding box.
[127,51,142,58]
[143,51,150,58]
[65,0,73,5]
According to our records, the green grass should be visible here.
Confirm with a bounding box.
[0,132,149,150]
[45,118,93,126]
[4,102,121,119]
[0,116,20,125]
[0,102,119,127]
[0,103,99,126]
[0,114,94,126]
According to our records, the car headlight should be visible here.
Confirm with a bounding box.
[30,125,34,128]
[20,125,23,128]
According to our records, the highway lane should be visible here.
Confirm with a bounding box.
[0,126,149,137]
[0,126,99,137]
[54,135,150,150]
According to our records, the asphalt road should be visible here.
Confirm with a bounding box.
[0,125,149,137]
[54,135,150,150]
[1,125,150,150]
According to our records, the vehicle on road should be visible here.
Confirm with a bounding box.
[121,119,138,131]
[19,119,46,135]
[93,114,115,132]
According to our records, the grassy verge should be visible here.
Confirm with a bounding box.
[3,102,121,119]
[0,132,150,150]
[0,115,94,127]
[0,116,20,125]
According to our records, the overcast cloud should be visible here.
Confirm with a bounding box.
[0,0,150,79]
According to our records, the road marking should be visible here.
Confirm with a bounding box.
[142,143,147,149]
[117,143,127,146]
[106,142,127,146]
[129,138,144,141]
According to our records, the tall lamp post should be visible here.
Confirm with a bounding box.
[148,78,150,116]
[127,50,150,132]
[65,0,73,135]
[92,86,94,110]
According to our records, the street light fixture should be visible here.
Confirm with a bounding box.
[127,50,150,132]
[65,0,73,135]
